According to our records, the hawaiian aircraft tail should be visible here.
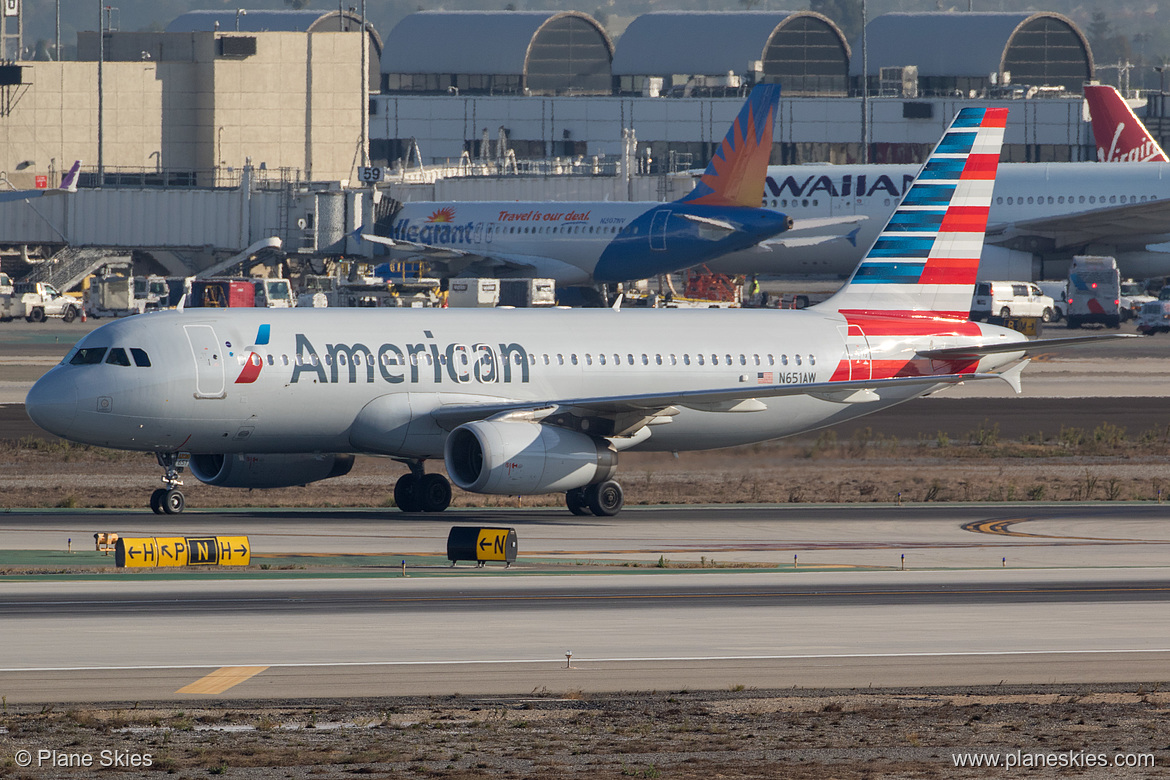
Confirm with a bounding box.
[675,84,780,209]
[819,106,1009,320]
[58,160,81,192]
[1084,85,1168,163]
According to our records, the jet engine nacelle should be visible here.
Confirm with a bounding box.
[189,453,355,489]
[444,421,617,495]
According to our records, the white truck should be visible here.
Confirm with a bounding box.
[1065,255,1121,329]
[1119,279,1155,322]
[0,281,83,323]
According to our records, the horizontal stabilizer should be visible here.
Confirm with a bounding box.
[916,333,1138,359]
[783,215,867,234]
[679,213,738,233]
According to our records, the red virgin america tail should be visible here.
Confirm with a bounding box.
[1084,85,1169,163]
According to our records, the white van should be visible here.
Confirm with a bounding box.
[970,281,1056,322]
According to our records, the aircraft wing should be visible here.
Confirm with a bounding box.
[361,232,591,282]
[989,199,1170,248]
[361,232,475,260]
[430,370,1013,436]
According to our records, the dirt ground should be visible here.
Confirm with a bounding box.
[4,422,1170,510]
[1,686,1168,779]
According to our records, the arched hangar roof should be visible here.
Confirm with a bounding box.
[851,12,1092,89]
[612,11,849,78]
[382,11,613,77]
[168,9,375,37]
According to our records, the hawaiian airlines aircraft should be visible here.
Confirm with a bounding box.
[711,99,1170,281]
[362,85,815,286]
[1084,85,1168,163]
[28,106,1096,518]
[0,161,80,204]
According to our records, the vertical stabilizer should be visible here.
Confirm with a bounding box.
[676,84,780,208]
[819,107,1008,320]
[59,160,81,192]
[1084,85,1169,163]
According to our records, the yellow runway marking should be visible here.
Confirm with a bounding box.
[176,666,269,695]
[961,518,1162,543]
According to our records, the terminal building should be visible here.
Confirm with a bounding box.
[0,7,1158,285]
[372,10,1097,169]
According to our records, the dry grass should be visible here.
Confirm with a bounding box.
[3,421,1170,509]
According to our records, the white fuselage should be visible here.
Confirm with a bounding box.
[387,199,791,285]
[26,308,1018,459]
[709,162,1170,278]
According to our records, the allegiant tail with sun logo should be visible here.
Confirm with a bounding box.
[362,85,856,286]
[26,107,1130,517]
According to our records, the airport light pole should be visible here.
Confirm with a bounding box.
[360,0,368,168]
[97,0,104,183]
[861,0,869,164]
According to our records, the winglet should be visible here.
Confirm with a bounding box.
[997,359,1029,395]
[59,160,81,192]
[676,84,781,209]
[611,293,623,311]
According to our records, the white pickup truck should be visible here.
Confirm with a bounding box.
[0,281,82,323]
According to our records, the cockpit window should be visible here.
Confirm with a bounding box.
[106,348,131,366]
[69,347,108,365]
[130,348,151,367]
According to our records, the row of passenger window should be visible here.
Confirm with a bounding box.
[996,194,1153,206]
[264,351,816,369]
[69,347,151,367]
[764,198,897,209]
[491,224,621,236]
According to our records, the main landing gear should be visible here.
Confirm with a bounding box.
[150,452,188,515]
[393,461,452,513]
[565,480,624,517]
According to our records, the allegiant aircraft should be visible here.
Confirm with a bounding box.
[362,85,848,285]
[25,107,1120,517]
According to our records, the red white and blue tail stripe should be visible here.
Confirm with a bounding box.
[821,107,1008,321]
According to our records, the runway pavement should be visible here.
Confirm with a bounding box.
[4,506,1170,702]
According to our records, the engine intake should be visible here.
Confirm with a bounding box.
[189,453,355,488]
[445,421,617,495]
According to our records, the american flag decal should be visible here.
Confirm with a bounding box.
[757,372,773,384]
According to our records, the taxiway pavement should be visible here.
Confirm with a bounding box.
[3,506,1170,702]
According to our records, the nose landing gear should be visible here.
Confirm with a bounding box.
[151,452,189,514]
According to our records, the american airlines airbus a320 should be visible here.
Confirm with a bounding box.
[26,107,1102,517]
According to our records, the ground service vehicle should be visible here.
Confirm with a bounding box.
[1066,255,1121,329]
[970,281,1055,322]
[2,282,82,323]
[1137,300,1170,334]
[1119,279,1155,322]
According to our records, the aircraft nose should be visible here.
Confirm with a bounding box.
[25,368,78,436]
